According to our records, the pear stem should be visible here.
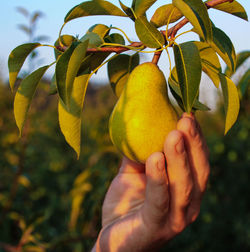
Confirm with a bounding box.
[152,50,163,65]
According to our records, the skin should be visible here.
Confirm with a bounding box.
[91,113,210,252]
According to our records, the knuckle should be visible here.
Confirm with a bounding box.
[152,190,170,212]
[201,165,210,193]
[154,197,169,212]
[188,205,201,224]
[182,182,194,205]
[190,209,200,223]
[171,220,186,234]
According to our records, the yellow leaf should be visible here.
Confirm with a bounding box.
[58,71,90,158]
[220,74,240,134]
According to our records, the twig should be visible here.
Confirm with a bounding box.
[64,0,232,54]
[168,0,235,38]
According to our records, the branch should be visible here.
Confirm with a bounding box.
[70,0,233,54]
[168,0,235,38]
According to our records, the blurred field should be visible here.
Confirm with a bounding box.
[0,74,249,251]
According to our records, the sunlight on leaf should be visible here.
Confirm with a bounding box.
[65,1,126,22]
[119,0,136,21]
[65,40,89,105]
[135,15,165,48]
[209,26,236,73]
[194,41,221,87]
[210,0,248,21]
[87,23,110,38]
[108,53,139,97]
[173,42,202,113]
[169,67,209,111]
[54,35,76,60]
[150,4,183,28]
[219,74,240,134]
[14,65,50,136]
[225,50,250,77]
[8,43,41,91]
[134,0,157,17]
[58,71,90,159]
[173,0,212,41]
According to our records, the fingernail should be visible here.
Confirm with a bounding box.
[176,137,184,154]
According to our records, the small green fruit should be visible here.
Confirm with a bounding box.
[109,62,178,163]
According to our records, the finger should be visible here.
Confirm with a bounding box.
[181,113,209,157]
[177,115,210,223]
[142,152,169,225]
[119,156,145,174]
[164,130,194,233]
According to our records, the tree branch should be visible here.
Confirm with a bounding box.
[168,0,235,38]
[69,0,233,55]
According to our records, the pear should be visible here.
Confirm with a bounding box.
[109,62,178,163]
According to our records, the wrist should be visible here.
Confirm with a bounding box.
[94,211,167,252]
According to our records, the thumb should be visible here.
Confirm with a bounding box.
[142,152,170,224]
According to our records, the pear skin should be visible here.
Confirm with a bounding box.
[109,62,178,163]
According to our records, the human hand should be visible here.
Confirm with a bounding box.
[92,113,210,252]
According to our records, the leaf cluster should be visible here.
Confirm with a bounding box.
[8,0,249,157]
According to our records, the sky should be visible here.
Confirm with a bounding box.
[1,0,250,91]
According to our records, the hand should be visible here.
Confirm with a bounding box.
[92,113,210,252]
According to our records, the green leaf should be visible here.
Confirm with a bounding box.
[225,50,250,77]
[78,27,116,74]
[14,65,50,135]
[54,35,76,60]
[132,0,136,10]
[134,0,157,17]
[173,42,202,113]
[58,70,90,159]
[56,42,78,104]
[108,53,140,97]
[49,74,57,95]
[87,24,110,38]
[210,0,248,21]
[135,15,165,48]
[209,26,236,73]
[80,32,103,48]
[8,43,41,91]
[105,33,125,45]
[194,41,221,87]
[237,69,250,98]
[64,1,126,22]
[119,0,136,21]
[150,4,183,28]
[219,73,240,134]
[173,0,212,41]
[56,40,89,106]
[65,41,89,104]
[169,67,209,111]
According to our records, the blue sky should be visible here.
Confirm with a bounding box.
[1,0,250,83]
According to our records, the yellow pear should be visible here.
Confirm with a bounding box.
[109,62,178,163]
